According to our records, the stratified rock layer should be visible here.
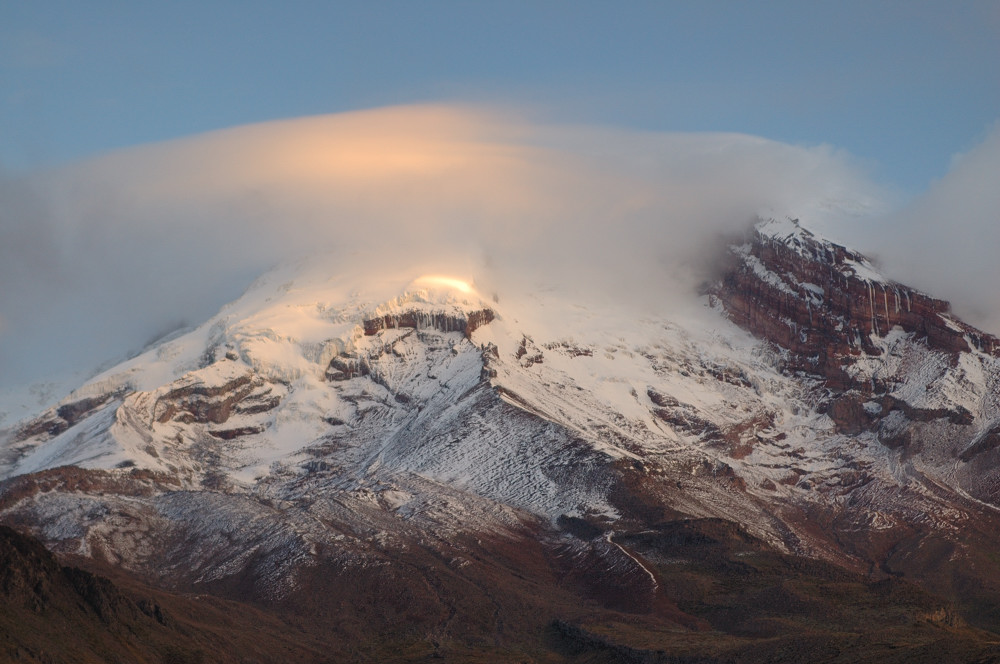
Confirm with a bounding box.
[713,219,1000,391]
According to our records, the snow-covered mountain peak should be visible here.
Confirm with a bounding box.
[754,215,812,242]
[10,207,1000,657]
[751,216,887,286]
[8,216,1000,551]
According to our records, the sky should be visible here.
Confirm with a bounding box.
[1,2,999,410]
[3,1,998,192]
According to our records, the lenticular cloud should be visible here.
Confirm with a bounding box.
[0,104,887,394]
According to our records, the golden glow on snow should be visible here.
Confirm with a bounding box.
[413,275,474,294]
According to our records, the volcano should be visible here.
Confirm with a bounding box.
[4,217,1000,662]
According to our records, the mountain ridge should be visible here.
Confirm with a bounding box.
[6,216,1000,660]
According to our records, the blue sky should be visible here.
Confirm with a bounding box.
[2,1,998,193]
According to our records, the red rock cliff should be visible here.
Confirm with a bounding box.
[712,219,999,392]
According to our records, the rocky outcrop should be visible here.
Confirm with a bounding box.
[152,371,256,425]
[823,391,974,436]
[13,390,127,444]
[325,353,362,381]
[362,307,494,337]
[647,388,721,439]
[207,425,265,440]
[150,363,279,426]
[712,218,1000,467]
[712,219,1000,392]
[328,306,497,382]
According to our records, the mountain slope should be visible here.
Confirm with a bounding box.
[5,217,1000,659]
[0,524,335,663]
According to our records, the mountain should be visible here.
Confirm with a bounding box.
[4,217,1000,662]
[0,523,336,663]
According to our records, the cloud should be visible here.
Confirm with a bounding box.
[842,123,1000,332]
[0,104,888,392]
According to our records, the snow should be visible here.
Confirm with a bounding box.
[734,248,798,295]
[6,217,1000,566]
[756,216,811,243]
[10,404,121,476]
[2,249,757,523]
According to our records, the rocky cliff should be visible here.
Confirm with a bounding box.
[713,219,1000,454]
[713,218,1000,386]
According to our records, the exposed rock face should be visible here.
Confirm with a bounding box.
[328,307,496,382]
[710,218,1000,513]
[712,219,1000,392]
[325,353,361,381]
[13,391,126,444]
[823,391,974,437]
[151,367,260,425]
[362,307,495,337]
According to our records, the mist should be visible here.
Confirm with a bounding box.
[843,124,1000,334]
[1,104,894,394]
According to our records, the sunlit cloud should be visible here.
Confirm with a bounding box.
[0,104,891,393]
[413,276,476,295]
